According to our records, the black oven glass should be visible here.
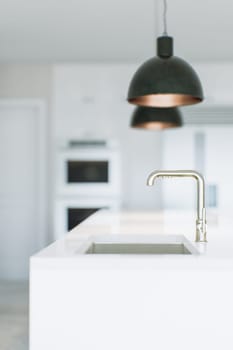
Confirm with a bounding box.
[67,161,108,183]
[67,208,100,231]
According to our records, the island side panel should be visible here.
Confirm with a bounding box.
[30,263,233,350]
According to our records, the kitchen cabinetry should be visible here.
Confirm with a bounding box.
[162,125,233,214]
[52,64,163,211]
[52,63,233,214]
[52,64,136,140]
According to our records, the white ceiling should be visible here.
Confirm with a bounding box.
[164,0,233,62]
[0,0,232,62]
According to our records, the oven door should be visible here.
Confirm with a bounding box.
[56,148,121,196]
[54,197,120,239]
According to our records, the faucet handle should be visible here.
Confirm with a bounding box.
[196,208,207,242]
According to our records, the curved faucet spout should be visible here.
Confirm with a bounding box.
[147,170,207,243]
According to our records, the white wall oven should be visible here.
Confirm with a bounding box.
[56,141,121,197]
[54,197,120,239]
[54,140,121,238]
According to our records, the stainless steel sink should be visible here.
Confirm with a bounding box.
[86,242,192,255]
[79,234,199,255]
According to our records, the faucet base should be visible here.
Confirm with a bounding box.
[195,219,207,243]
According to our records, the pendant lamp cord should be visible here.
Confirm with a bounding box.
[163,0,168,36]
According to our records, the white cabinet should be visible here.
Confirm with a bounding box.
[162,127,196,211]
[162,125,233,214]
[52,64,164,210]
[205,127,233,214]
[52,64,137,140]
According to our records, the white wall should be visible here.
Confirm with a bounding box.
[0,64,52,98]
[1,61,233,250]
[194,62,233,105]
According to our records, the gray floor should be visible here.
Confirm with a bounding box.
[0,281,28,350]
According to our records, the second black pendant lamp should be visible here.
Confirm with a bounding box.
[131,106,183,130]
[127,0,204,108]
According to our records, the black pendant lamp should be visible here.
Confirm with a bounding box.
[131,106,183,130]
[127,0,204,108]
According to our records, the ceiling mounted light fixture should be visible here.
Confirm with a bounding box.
[131,106,183,130]
[127,0,204,108]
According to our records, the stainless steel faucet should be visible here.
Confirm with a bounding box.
[147,170,207,242]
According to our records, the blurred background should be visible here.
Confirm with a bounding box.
[1,0,233,349]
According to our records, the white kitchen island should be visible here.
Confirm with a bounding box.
[30,210,233,350]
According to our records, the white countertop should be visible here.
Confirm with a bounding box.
[31,210,233,269]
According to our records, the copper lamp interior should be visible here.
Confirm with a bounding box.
[133,121,180,130]
[129,93,202,108]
